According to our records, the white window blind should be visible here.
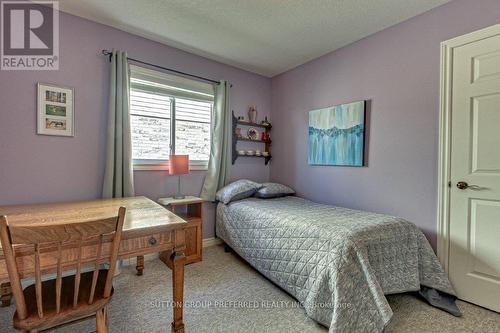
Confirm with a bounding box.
[130,89,171,161]
[129,65,214,169]
[174,98,211,161]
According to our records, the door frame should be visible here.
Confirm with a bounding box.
[437,23,500,273]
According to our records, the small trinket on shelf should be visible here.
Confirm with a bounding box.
[261,116,270,126]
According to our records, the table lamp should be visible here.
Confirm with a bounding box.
[169,155,189,199]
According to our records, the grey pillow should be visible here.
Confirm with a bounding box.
[216,179,262,204]
[254,182,295,198]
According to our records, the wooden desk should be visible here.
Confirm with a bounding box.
[0,196,187,333]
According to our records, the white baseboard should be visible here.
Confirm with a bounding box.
[121,237,222,267]
[203,237,223,248]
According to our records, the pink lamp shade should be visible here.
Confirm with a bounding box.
[169,155,189,175]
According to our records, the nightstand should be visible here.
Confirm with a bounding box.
[157,196,204,268]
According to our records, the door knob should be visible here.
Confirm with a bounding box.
[456,181,481,190]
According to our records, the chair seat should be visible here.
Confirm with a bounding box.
[13,269,114,331]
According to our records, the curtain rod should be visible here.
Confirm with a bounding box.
[102,50,221,85]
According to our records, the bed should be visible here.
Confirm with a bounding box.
[216,196,459,332]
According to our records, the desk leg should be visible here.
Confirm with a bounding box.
[171,230,186,333]
[0,282,12,307]
[136,256,144,276]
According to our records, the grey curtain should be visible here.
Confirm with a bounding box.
[102,50,135,198]
[200,80,232,201]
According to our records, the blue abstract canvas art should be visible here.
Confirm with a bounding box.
[308,101,365,166]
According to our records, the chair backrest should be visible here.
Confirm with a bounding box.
[0,206,126,320]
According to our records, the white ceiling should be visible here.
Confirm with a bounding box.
[59,0,451,77]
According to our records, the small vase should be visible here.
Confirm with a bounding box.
[248,106,257,123]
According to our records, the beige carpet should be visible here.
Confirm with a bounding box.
[1,244,499,332]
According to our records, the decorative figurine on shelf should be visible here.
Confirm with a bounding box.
[248,106,257,123]
[236,127,242,138]
[261,116,270,127]
[261,131,267,141]
[247,128,259,140]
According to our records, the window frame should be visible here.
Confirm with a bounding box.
[129,65,214,171]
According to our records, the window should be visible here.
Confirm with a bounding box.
[129,65,214,170]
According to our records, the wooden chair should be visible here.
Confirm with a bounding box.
[0,207,126,333]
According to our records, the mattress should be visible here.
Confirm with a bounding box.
[216,196,458,332]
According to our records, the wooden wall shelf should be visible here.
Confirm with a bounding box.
[237,137,272,144]
[236,120,272,130]
[232,111,272,165]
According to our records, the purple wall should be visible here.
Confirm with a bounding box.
[0,12,271,238]
[3,0,500,245]
[270,0,500,248]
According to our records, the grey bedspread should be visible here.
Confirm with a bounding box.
[216,196,457,332]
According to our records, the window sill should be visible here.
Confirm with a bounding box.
[133,163,208,172]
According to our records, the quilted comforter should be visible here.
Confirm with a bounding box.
[216,196,457,332]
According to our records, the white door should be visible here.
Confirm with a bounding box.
[448,32,500,312]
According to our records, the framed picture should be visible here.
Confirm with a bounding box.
[308,100,366,166]
[37,83,74,137]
